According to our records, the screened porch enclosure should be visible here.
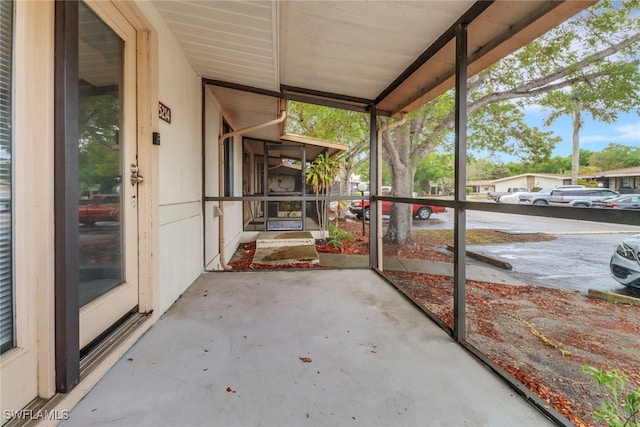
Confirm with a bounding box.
[197,1,639,424]
[240,135,347,232]
[6,0,640,426]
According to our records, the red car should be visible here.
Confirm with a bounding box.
[349,196,446,221]
[79,194,120,225]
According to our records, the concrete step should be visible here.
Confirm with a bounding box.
[256,231,315,249]
[252,244,319,266]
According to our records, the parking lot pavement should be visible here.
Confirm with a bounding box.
[414,209,638,234]
[468,233,636,294]
[409,209,638,294]
[376,208,639,294]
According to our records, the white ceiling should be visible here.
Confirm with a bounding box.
[278,1,473,100]
[152,0,472,141]
[153,1,279,91]
[152,0,593,141]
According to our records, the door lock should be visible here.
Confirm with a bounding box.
[130,164,144,186]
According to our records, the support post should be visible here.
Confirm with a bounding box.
[301,146,306,229]
[453,23,468,343]
[368,106,378,269]
[54,0,80,392]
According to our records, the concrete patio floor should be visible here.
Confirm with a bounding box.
[62,270,554,427]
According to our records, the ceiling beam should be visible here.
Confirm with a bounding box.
[203,78,282,99]
[374,1,493,107]
[202,78,387,115]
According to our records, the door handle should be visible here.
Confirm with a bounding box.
[130,164,144,186]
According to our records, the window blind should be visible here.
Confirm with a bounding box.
[0,0,14,354]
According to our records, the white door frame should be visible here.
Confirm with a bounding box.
[1,0,157,414]
[76,0,139,351]
[0,0,55,414]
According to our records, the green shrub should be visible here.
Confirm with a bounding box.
[325,225,355,250]
[583,365,640,427]
[329,224,355,242]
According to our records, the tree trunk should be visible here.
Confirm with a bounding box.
[383,127,414,245]
[571,107,582,184]
[385,202,414,245]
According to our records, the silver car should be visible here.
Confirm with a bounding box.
[549,188,619,207]
[518,185,585,206]
[610,234,640,288]
[592,194,640,209]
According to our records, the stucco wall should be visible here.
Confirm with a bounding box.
[136,1,203,312]
[494,176,566,192]
[493,179,530,193]
[203,89,244,270]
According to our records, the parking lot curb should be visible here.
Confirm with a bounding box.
[587,289,640,307]
[446,245,512,270]
[552,231,639,235]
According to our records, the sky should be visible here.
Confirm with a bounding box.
[470,108,640,162]
[523,109,640,158]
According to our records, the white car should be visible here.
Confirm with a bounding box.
[610,234,640,289]
[497,192,520,203]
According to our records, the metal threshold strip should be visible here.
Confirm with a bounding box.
[79,312,151,374]
[4,312,151,427]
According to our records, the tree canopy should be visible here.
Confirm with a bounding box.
[588,143,640,170]
[381,0,640,243]
[287,101,369,196]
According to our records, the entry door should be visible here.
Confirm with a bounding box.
[77,1,139,349]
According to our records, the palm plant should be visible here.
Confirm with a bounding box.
[306,151,343,235]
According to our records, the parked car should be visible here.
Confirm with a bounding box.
[349,193,446,220]
[548,188,619,207]
[79,194,120,225]
[610,234,640,289]
[591,194,640,210]
[495,192,521,204]
[487,187,529,202]
[518,185,585,206]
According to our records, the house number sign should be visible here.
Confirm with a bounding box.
[159,102,171,124]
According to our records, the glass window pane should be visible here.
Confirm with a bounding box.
[78,2,123,306]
